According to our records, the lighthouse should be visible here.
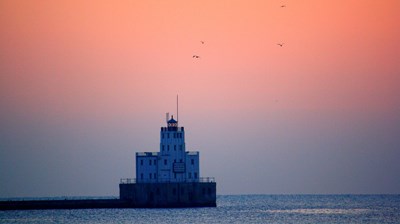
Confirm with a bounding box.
[135,114,199,183]
[119,107,216,207]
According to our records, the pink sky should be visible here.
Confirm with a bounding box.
[1,0,400,196]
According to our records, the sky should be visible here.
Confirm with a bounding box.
[0,0,400,197]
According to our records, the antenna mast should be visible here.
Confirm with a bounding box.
[177,94,179,126]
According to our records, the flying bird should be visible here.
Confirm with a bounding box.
[277,43,284,47]
[200,41,205,44]
[281,4,286,8]
[193,55,200,58]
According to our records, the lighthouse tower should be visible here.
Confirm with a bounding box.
[135,114,199,183]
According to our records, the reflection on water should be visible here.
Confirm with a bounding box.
[264,208,371,214]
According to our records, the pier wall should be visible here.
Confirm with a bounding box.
[0,199,129,210]
[120,182,216,207]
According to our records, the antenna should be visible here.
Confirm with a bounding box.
[177,94,179,126]
[166,112,169,123]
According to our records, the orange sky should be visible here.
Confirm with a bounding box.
[1,0,400,195]
[1,0,399,120]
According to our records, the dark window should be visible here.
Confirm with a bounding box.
[194,172,197,179]
[174,145,176,151]
[174,133,176,138]
[162,145,164,151]
[154,173,157,179]
[149,173,152,179]
[154,159,156,165]
[140,160,143,165]
[162,133,164,139]
[167,145,170,151]
[167,133,169,138]
[149,160,152,165]
[174,159,176,163]
[191,159,194,165]
[141,173,143,179]
[164,159,167,165]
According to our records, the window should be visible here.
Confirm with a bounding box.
[188,172,192,179]
[174,159,176,163]
[162,145,164,151]
[154,159,156,165]
[164,159,167,165]
[140,173,143,179]
[162,133,164,139]
[167,145,170,151]
[191,159,194,165]
[194,172,197,179]
[154,173,157,179]
[167,133,169,138]
[140,160,143,166]
[149,160,152,165]
[174,133,176,138]
[174,145,176,151]
[149,173,152,179]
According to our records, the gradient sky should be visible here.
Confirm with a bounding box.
[1,0,400,197]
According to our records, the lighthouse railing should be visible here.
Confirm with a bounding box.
[120,177,215,184]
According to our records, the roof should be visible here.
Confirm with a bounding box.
[168,118,177,123]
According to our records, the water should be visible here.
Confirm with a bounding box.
[1,195,399,223]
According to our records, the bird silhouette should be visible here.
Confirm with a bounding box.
[193,55,200,58]
[281,5,286,7]
[277,43,284,47]
[200,41,205,44]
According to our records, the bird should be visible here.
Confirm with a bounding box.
[200,41,205,44]
[193,55,200,58]
[277,43,284,47]
[281,4,286,8]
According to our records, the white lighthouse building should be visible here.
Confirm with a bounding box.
[136,115,200,183]
[120,108,216,207]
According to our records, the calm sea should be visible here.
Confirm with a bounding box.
[1,195,399,223]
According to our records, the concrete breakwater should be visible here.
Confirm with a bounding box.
[0,197,215,210]
[1,182,216,210]
[0,199,128,210]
